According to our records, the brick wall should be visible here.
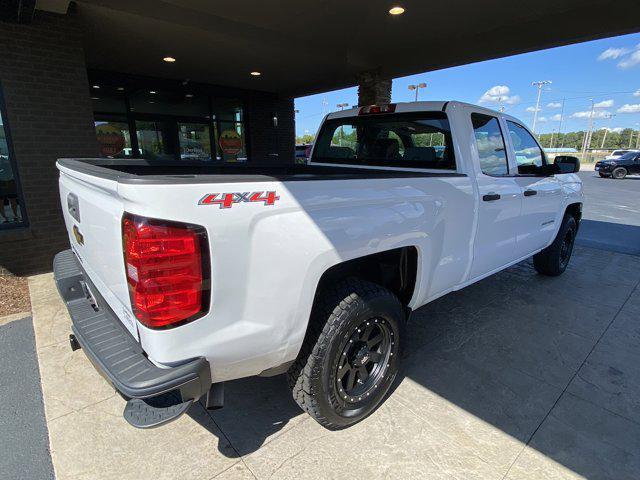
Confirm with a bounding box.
[0,11,97,275]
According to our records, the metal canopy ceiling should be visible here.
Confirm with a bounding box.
[66,0,640,96]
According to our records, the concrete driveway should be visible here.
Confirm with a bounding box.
[25,241,640,480]
[10,170,640,479]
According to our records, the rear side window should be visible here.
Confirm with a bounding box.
[506,121,545,174]
[471,113,509,176]
[313,112,455,170]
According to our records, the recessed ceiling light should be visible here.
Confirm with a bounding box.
[185,94,194,98]
[250,71,261,76]
[149,90,156,94]
[163,56,176,63]
[388,6,405,15]
[117,87,124,91]
[92,85,100,89]
[91,97,100,100]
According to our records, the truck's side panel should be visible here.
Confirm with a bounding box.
[113,174,474,381]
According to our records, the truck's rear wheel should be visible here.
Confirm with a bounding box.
[533,214,577,276]
[288,278,404,430]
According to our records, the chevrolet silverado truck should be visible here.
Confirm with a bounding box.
[54,101,583,430]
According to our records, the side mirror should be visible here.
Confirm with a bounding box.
[554,155,580,174]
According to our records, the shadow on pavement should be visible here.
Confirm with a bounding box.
[187,247,640,479]
[576,219,640,255]
[189,374,302,457]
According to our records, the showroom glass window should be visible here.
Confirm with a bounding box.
[89,75,246,163]
[0,86,27,228]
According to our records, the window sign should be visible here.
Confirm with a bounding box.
[95,121,132,157]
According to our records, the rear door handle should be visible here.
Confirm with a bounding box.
[482,193,501,202]
[524,190,538,197]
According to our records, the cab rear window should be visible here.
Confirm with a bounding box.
[312,112,455,170]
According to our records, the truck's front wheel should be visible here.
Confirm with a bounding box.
[288,278,404,430]
[533,213,577,276]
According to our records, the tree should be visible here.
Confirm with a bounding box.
[295,134,315,145]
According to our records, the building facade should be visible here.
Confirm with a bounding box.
[0,10,294,275]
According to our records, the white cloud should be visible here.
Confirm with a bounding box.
[570,110,612,119]
[598,44,640,69]
[478,85,520,105]
[537,116,548,123]
[594,99,614,108]
[617,104,640,114]
[598,47,630,61]
[551,114,562,121]
[618,50,640,69]
[634,89,640,97]
[526,106,541,112]
[547,102,562,108]
[601,127,624,133]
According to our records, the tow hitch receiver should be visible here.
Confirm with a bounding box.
[69,334,81,351]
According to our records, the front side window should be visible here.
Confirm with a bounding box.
[507,121,545,174]
[471,113,509,176]
[0,90,26,227]
[313,112,455,169]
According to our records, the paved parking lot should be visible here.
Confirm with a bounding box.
[6,170,640,479]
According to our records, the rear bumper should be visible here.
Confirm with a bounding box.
[53,249,211,401]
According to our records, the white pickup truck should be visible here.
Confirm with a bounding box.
[54,101,583,430]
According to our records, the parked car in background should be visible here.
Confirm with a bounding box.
[295,144,312,163]
[54,101,582,430]
[596,150,640,179]
[604,149,638,161]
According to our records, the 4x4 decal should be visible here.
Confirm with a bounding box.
[198,191,280,209]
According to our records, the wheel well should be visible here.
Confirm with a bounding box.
[316,247,418,306]
[566,203,582,224]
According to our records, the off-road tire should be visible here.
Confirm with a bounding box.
[287,278,404,430]
[612,167,628,179]
[533,214,577,276]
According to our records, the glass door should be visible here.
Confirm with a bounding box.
[135,120,176,161]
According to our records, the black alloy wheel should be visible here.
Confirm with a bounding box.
[333,317,395,405]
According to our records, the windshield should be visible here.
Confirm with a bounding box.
[312,112,455,170]
[618,151,638,161]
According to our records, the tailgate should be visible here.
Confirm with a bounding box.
[57,163,138,339]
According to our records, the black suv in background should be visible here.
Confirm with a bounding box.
[596,151,640,179]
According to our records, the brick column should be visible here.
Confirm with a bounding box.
[357,70,392,107]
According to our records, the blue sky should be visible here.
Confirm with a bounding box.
[295,32,640,137]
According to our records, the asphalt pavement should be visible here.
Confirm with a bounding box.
[575,171,640,255]
[0,316,54,480]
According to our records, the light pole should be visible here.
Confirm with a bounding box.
[581,99,595,159]
[531,80,552,134]
[336,103,349,111]
[600,113,616,149]
[408,83,427,102]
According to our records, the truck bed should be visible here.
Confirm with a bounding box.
[57,158,463,184]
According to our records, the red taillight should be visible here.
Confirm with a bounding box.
[359,104,396,115]
[122,213,210,329]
